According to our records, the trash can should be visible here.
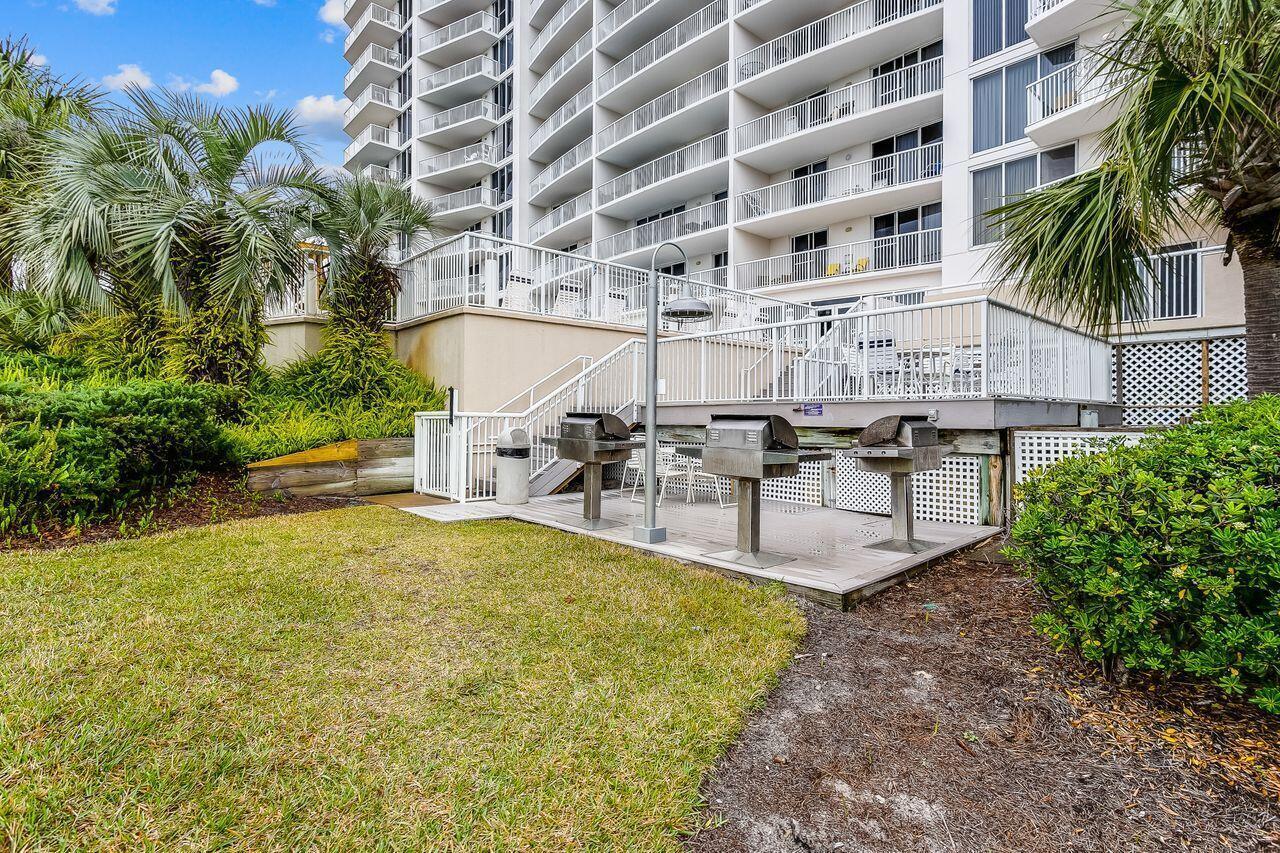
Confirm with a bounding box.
[496,427,531,505]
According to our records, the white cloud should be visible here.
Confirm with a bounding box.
[74,0,117,14]
[103,63,153,91]
[319,0,345,26]
[320,29,338,44]
[195,69,239,98]
[31,54,48,67]
[294,94,350,140]
[252,0,277,5]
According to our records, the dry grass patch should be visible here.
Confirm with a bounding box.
[0,507,803,850]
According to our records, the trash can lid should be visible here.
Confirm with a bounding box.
[498,427,531,449]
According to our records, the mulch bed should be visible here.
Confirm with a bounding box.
[1,473,363,552]
[688,543,1280,852]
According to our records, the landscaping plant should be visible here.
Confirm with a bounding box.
[1009,396,1280,712]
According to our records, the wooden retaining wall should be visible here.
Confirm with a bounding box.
[246,438,413,497]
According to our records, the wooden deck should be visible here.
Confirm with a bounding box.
[399,493,1000,609]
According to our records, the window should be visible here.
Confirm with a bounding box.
[872,203,942,267]
[712,251,728,268]
[791,160,828,206]
[972,44,1076,152]
[871,123,943,184]
[657,262,686,276]
[791,230,829,281]
[972,144,1076,244]
[636,204,685,226]
[973,0,1029,60]
[1125,243,1201,321]
[872,42,943,105]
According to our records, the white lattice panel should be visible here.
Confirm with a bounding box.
[1209,337,1248,403]
[835,454,984,525]
[1012,430,1143,484]
[1114,336,1247,426]
[648,443,823,506]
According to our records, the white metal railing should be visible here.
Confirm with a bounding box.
[345,84,406,123]
[736,58,942,150]
[394,232,808,329]
[418,57,500,97]
[531,0,591,63]
[1029,0,1067,19]
[531,31,593,106]
[1124,246,1218,322]
[599,0,728,95]
[599,0,662,41]
[530,189,593,240]
[530,84,592,153]
[692,267,728,289]
[343,124,404,162]
[736,0,940,81]
[595,198,728,258]
[418,12,499,54]
[734,228,942,289]
[1027,60,1105,125]
[598,132,728,206]
[418,98,502,135]
[360,163,407,184]
[434,186,508,215]
[598,65,729,151]
[344,4,403,53]
[737,142,942,219]
[530,139,592,198]
[420,142,506,177]
[345,44,407,91]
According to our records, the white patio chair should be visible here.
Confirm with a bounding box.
[629,447,681,506]
[680,454,736,508]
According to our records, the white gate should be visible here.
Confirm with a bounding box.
[414,412,455,499]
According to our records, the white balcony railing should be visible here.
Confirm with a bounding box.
[346,84,406,123]
[1029,0,1067,19]
[599,0,663,42]
[734,228,941,289]
[344,44,407,90]
[599,0,728,95]
[530,189,593,240]
[418,12,499,54]
[420,142,506,177]
[434,185,508,214]
[344,124,404,161]
[418,56,501,97]
[598,65,729,151]
[598,132,728,205]
[418,98,502,135]
[530,0,591,62]
[1026,60,1106,125]
[736,141,942,219]
[530,84,592,153]
[530,138,592,198]
[344,4,404,53]
[530,31,592,106]
[736,0,940,81]
[596,198,728,258]
[360,163,408,184]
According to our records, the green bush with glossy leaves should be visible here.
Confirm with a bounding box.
[1008,397,1280,713]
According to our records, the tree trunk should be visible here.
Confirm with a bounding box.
[1234,233,1280,397]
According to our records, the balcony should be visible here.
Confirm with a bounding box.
[596,198,728,263]
[1025,0,1126,47]
[344,84,406,135]
[734,228,941,291]
[418,56,503,106]
[596,65,729,167]
[735,142,942,238]
[419,142,507,189]
[530,139,593,205]
[1025,60,1123,147]
[418,12,501,65]
[530,0,592,72]
[735,57,942,172]
[344,124,405,169]
[530,32,593,118]
[431,186,508,229]
[734,0,943,108]
[530,189,594,245]
[529,84,593,162]
[344,3,404,62]
[417,0,495,26]
[418,98,503,146]
[597,131,728,219]
[597,0,729,113]
[343,0,397,29]
[359,163,408,184]
[597,0,714,57]
[344,44,406,97]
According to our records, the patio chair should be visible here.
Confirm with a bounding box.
[629,447,681,506]
[670,453,736,508]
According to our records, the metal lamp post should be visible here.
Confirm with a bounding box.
[634,242,713,544]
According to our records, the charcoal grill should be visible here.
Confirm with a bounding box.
[542,412,643,530]
[677,414,831,569]
[843,415,952,554]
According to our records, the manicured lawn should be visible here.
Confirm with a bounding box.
[0,507,803,850]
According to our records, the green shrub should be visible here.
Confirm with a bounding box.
[1008,397,1280,713]
[0,380,239,533]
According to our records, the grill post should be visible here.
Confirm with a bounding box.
[889,471,915,543]
[737,480,762,555]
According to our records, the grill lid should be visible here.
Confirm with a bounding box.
[705,414,798,451]
[560,412,632,442]
[857,415,939,448]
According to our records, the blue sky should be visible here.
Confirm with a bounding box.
[6,0,353,165]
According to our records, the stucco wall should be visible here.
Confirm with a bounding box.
[264,320,326,367]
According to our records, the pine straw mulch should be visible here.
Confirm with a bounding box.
[1,473,363,552]
[688,543,1280,852]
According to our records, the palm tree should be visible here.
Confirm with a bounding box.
[10,87,325,385]
[984,0,1280,394]
[307,176,437,335]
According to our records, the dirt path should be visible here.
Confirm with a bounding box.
[688,546,1280,852]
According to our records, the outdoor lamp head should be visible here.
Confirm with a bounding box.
[661,288,714,322]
